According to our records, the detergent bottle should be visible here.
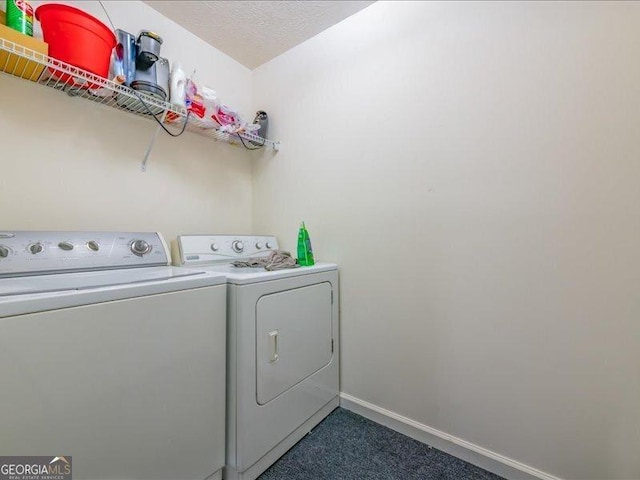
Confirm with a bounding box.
[170,62,187,107]
[297,222,315,266]
[6,0,34,36]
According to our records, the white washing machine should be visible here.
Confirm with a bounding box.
[0,231,227,480]
[175,235,339,480]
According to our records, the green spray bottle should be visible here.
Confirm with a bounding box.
[297,222,315,266]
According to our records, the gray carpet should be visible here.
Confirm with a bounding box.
[258,408,505,480]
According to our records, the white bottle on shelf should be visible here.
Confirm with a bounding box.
[170,62,187,107]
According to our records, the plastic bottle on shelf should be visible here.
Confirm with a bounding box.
[170,62,187,107]
[6,0,34,36]
[297,222,315,266]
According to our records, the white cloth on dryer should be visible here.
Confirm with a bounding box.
[231,250,299,271]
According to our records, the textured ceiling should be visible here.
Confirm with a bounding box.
[144,1,375,69]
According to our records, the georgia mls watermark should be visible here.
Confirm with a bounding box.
[0,456,71,480]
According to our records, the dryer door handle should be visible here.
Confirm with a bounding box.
[268,330,279,363]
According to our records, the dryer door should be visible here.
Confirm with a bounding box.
[256,282,333,405]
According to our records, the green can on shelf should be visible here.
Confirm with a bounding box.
[6,0,34,36]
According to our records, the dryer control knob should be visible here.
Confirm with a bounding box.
[87,241,100,252]
[0,245,9,258]
[131,239,152,256]
[232,240,244,253]
[58,241,74,251]
[265,242,273,249]
[28,242,44,255]
[211,243,219,252]
[255,242,263,249]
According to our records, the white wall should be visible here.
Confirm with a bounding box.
[252,2,640,479]
[1,1,255,241]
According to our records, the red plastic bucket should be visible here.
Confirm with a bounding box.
[35,4,116,79]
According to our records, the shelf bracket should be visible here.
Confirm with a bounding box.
[141,110,169,172]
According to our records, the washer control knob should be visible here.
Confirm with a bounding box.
[0,245,9,258]
[210,243,219,252]
[28,242,44,255]
[265,242,273,249]
[87,241,100,252]
[58,241,74,251]
[255,242,263,250]
[131,239,151,256]
[232,240,244,253]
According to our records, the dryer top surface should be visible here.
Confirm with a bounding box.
[194,262,337,285]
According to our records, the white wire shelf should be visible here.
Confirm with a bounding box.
[0,37,280,151]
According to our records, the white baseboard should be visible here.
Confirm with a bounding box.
[339,393,561,480]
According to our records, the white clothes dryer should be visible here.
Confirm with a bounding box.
[176,235,339,480]
[0,231,227,480]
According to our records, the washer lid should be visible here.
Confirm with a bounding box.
[0,267,226,318]
[0,266,222,297]
[195,262,337,285]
